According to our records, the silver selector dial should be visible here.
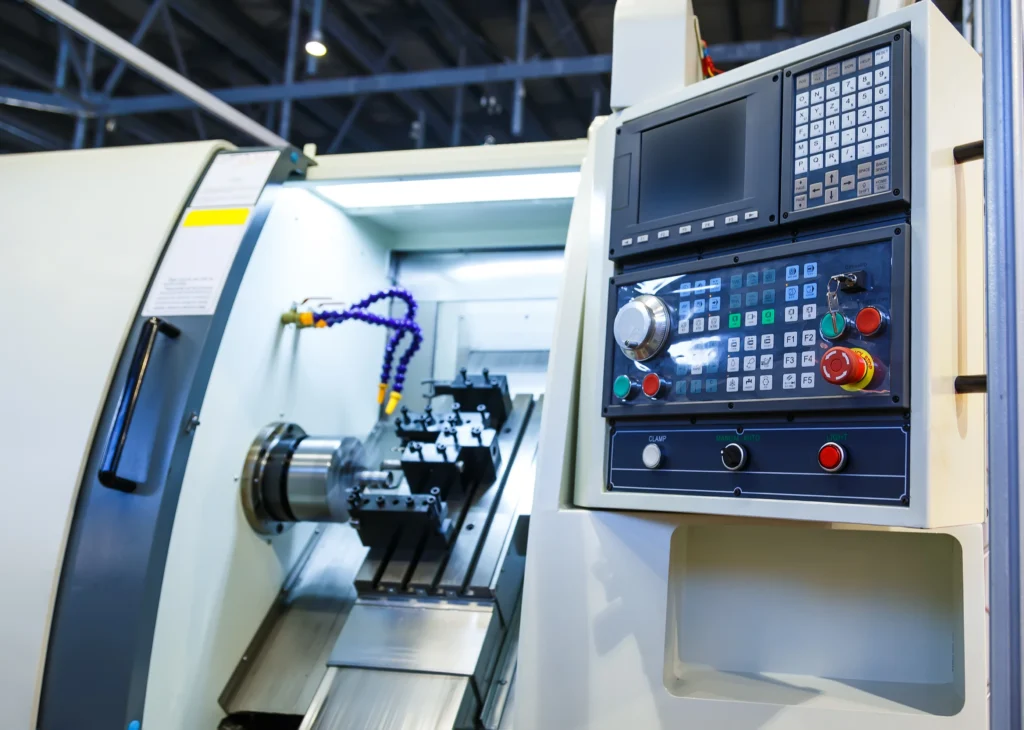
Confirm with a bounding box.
[613,294,671,361]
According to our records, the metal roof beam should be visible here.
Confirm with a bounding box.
[0,85,89,114]
[0,113,64,149]
[101,55,613,115]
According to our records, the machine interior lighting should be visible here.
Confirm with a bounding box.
[316,171,581,210]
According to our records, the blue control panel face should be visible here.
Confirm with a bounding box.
[604,226,908,416]
[608,419,909,506]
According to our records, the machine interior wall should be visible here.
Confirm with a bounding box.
[0,141,226,729]
[143,187,391,730]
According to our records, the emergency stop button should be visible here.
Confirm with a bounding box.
[821,347,867,385]
[818,442,847,473]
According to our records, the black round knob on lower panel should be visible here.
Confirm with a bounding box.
[721,443,748,471]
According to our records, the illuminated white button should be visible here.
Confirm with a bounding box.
[708,315,720,330]
[642,444,662,469]
[728,337,740,352]
[826,100,840,116]
[637,234,649,243]
[875,101,890,120]
[691,364,702,375]
[858,141,873,159]
[874,136,890,155]
[841,146,855,163]
[875,84,890,101]
[760,354,774,370]
[622,238,633,246]
[857,124,872,142]
[761,334,774,349]
[725,214,738,224]
[795,158,808,174]
[811,104,824,121]
[744,311,758,326]
[744,211,759,220]
[785,306,799,322]
[802,303,817,320]
[796,92,809,108]
[858,72,873,90]
[744,335,757,351]
[726,376,739,392]
[811,88,825,104]
[826,117,839,133]
[692,317,705,333]
[657,229,670,239]
[743,356,756,371]
[743,376,756,392]
[796,107,809,124]
[796,124,808,141]
[826,82,840,99]
[759,374,773,391]
[679,224,692,234]
[784,331,798,347]
[801,372,815,388]
[875,67,889,84]
[875,46,890,65]
[841,111,856,128]
[783,372,798,389]
[826,133,839,150]
[795,141,808,157]
[842,78,856,94]
[702,220,715,229]
[809,155,823,171]
[841,129,855,145]
[858,106,873,124]
[810,137,823,154]
[801,350,816,367]
[858,90,872,106]
[677,320,689,334]
[802,329,816,346]
[784,352,798,368]
[874,119,889,137]
[825,150,839,167]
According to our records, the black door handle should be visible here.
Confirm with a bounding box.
[99,317,181,492]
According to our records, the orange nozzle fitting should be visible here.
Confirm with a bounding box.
[377,383,388,404]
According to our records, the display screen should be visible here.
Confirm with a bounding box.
[637,99,748,224]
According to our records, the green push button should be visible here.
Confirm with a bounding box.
[613,375,635,400]
[819,312,847,340]
[761,309,775,325]
[728,313,742,328]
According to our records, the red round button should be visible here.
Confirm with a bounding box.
[641,373,663,398]
[821,346,867,385]
[855,306,885,336]
[818,442,847,472]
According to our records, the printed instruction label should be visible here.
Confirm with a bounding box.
[189,150,280,208]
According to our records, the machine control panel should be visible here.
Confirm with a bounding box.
[607,419,909,506]
[604,225,908,416]
[781,30,909,220]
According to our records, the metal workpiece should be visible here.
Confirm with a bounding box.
[241,422,366,534]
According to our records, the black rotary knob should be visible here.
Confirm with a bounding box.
[721,443,748,471]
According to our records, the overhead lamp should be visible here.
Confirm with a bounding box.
[315,171,581,210]
[305,29,327,57]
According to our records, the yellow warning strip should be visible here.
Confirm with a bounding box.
[183,208,250,227]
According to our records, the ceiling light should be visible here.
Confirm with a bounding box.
[305,30,326,57]
[315,171,581,210]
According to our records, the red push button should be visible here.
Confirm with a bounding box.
[821,347,867,385]
[855,306,885,336]
[818,442,847,473]
[641,373,663,398]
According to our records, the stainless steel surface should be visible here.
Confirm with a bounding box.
[221,525,368,715]
[481,606,520,730]
[329,601,495,676]
[288,436,363,522]
[984,0,1024,725]
[241,422,303,535]
[613,294,670,361]
[307,667,471,730]
[356,469,395,488]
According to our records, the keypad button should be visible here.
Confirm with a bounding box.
[727,357,739,372]
[784,332,798,347]
[874,136,890,155]
[811,69,825,85]
[874,119,889,137]
[760,354,774,370]
[728,337,740,352]
[802,330,816,346]
[796,124,808,141]
[858,106,873,124]
[708,315,720,331]
[875,101,890,119]
[759,374,773,391]
[744,311,758,326]
[841,175,855,192]
[858,72,873,90]
[795,158,808,174]
[796,92,809,109]
[795,141,808,158]
[786,266,799,281]
[857,162,872,179]
[810,120,824,136]
[827,64,841,80]
[841,129,856,145]
[743,376,756,392]
[842,94,856,112]
[783,373,798,389]
[858,52,873,70]
[825,170,838,186]
[810,137,823,153]
[743,356,756,371]
[794,194,807,210]
[825,187,839,203]
[874,46,890,65]
[796,108,809,124]
[842,78,856,94]
[726,377,739,392]
[811,104,824,121]
[810,155,823,171]
[811,88,825,104]
[745,291,758,306]
[841,111,856,128]
[678,319,689,334]
[826,100,840,117]
[875,84,890,102]
[796,74,810,90]
[783,353,798,368]
[801,372,815,388]
[874,159,889,175]
[825,150,839,167]
[842,58,857,75]
[809,182,823,199]
[761,334,774,349]
[802,350,817,367]
[744,335,757,351]
[858,90,872,107]
[794,177,807,193]
[857,142,873,159]
[875,67,890,84]
[826,82,840,99]
[785,286,799,301]
[679,224,692,234]
[802,303,817,320]
[857,180,872,196]
[826,117,839,133]
[841,146,856,163]
[874,175,890,193]
[857,124,872,142]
